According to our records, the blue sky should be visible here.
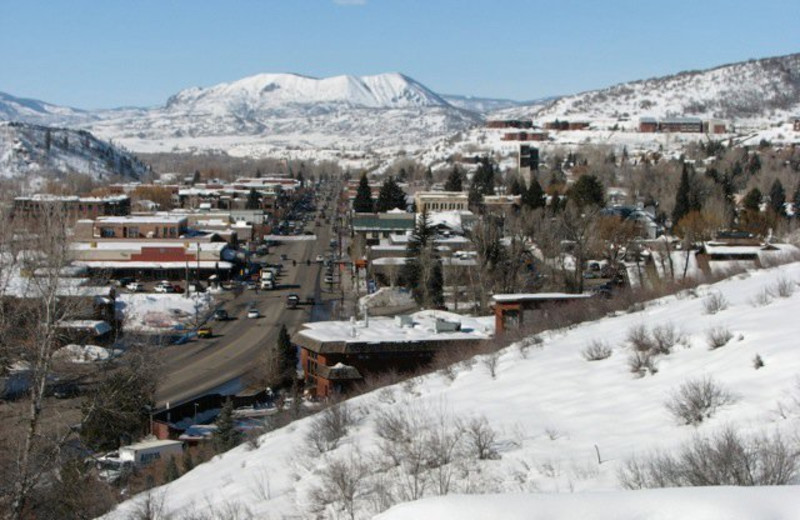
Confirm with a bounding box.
[1,0,797,109]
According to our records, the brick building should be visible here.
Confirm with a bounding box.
[12,194,131,222]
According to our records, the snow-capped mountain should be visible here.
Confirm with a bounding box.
[497,53,800,124]
[0,91,97,127]
[0,121,148,188]
[0,73,482,156]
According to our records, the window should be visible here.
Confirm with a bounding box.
[127,226,139,238]
[100,227,115,238]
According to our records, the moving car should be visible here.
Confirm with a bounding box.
[213,309,229,321]
[315,254,325,263]
[247,308,260,319]
[286,294,300,309]
[197,326,213,338]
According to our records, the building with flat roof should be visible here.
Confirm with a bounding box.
[293,310,494,396]
[12,194,131,222]
[92,215,188,239]
[413,191,469,213]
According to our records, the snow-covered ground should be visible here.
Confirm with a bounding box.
[116,292,214,331]
[375,487,800,520]
[104,261,800,519]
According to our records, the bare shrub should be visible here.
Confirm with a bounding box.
[627,324,654,352]
[665,376,736,425]
[619,427,800,488]
[308,450,371,520]
[465,416,499,460]
[706,327,733,350]
[753,354,764,370]
[482,352,501,379]
[628,351,657,378]
[306,402,356,454]
[582,340,612,361]
[774,276,795,298]
[651,323,681,355]
[703,292,728,315]
[750,287,773,307]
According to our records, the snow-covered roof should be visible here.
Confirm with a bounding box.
[74,260,232,270]
[71,241,228,253]
[296,310,494,346]
[491,292,593,303]
[96,215,186,224]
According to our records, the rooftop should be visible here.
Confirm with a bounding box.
[96,215,186,225]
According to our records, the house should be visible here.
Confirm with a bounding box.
[491,293,593,334]
[413,191,470,213]
[293,310,494,396]
[352,212,416,246]
[91,215,188,239]
[659,117,703,133]
[639,117,658,133]
[12,194,131,223]
[501,131,548,142]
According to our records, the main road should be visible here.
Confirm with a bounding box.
[154,217,340,408]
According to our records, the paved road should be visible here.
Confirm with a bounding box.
[154,222,337,408]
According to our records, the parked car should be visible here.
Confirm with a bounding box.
[247,308,260,319]
[286,294,300,309]
[126,281,144,292]
[154,283,174,294]
[116,277,136,288]
[280,253,288,261]
[172,284,185,294]
[324,275,337,284]
[197,326,213,338]
[315,254,325,263]
[213,309,229,321]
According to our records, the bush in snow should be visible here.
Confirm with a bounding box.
[706,326,734,350]
[665,376,736,426]
[306,402,356,454]
[774,276,795,298]
[582,340,612,361]
[753,354,765,370]
[619,427,800,488]
[627,351,658,378]
[627,324,654,353]
[651,323,682,355]
[465,416,499,460]
[750,287,773,307]
[703,291,729,315]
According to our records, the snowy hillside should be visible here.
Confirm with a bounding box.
[0,91,97,127]
[0,121,148,188]
[105,261,800,519]
[499,53,800,125]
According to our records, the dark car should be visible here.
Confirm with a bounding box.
[214,309,229,321]
[52,382,81,399]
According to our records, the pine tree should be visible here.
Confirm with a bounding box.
[522,177,545,210]
[672,163,693,225]
[213,399,238,453]
[567,174,605,208]
[508,176,523,196]
[353,173,374,213]
[768,179,786,216]
[245,188,261,210]
[424,167,433,188]
[375,176,407,212]
[401,208,442,307]
[192,170,201,184]
[743,188,762,211]
[164,456,180,482]
[276,324,296,386]
[444,166,463,192]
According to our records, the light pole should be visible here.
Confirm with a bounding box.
[193,403,199,424]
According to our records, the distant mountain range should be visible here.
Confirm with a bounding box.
[1,53,799,166]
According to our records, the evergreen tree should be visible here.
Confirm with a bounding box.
[444,166,463,192]
[192,170,201,184]
[164,456,180,482]
[44,129,51,151]
[521,177,545,210]
[297,170,305,188]
[353,173,374,213]
[245,188,261,210]
[213,399,238,453]
[396,167,408,182]
[375,176,407,212]
[672,163,693,225]
[768,179,786,216]
[254,168,262,179]
[567,174,605,208]
[401,208,442,307]
[276,324,296,386]
[424,167,433,188]
[508,176,523,196]
[743,187,762,211]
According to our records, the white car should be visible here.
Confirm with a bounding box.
[315,254,325,263]
[126,281,144,292]
[154,282,174,294]
[247,308,260,319]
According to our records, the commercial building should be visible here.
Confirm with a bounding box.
[413,191,470,213]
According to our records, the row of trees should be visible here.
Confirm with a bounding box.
[353,174,407,213]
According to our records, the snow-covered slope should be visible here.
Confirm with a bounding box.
[105,261,800,519]
[0,121,148,187]
[441,94,525,113]
[500,53,800,124]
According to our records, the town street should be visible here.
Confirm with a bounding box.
[154,220,340,408]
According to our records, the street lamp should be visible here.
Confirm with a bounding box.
[193,403,199,424]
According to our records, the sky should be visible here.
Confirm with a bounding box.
[1,0,798,109]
